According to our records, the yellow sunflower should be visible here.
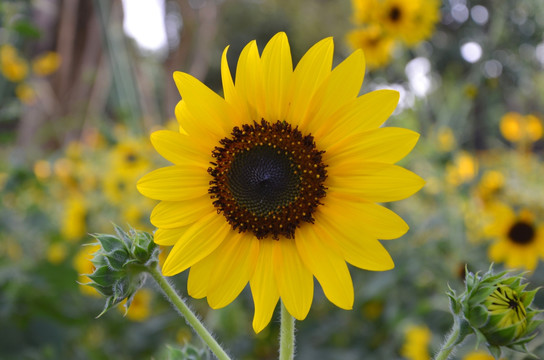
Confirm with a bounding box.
[378,0,419,37]
[137,32,424,333]
[486,203,544,271]
[400,0,441,47]
[400,325,432,360]
[346,25,396,69]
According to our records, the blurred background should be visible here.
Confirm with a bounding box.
[1,0,544,359]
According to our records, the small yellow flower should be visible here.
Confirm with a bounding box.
[61,194,87,241]
[32,51,62,76]
[47,242,68,264]
[119,288,153,321]
[1,55,28,82]
[446,151,478,186]
[462,350,504,360]
[486,203,544,271]
[351,0,378,24]
[346,25,395,69]
[73,244,101,297]
[437,127,456,152]
[400,325,431,360]
[500,112,543,144]
[15,83,36,104]
[34,160,52,180]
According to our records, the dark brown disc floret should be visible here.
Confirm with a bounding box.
[507,221,535,245]
[208,120,327,239]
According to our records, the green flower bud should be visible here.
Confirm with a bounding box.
[447,265,543,357]
[83,225,158,317]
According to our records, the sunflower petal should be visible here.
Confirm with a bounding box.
[153,227,188,246]
[137,165,209,201]
[207,233,259,309]
[325,128,420,165]
[250,239,280,333]
[150,197,212,229]
[261,32,293,122]
[150,130,209,167]
[296,225,354,310]
[273,239,313,320]
[318,90,400,147]
[328,162,425,202]
[286,36,333,127]
[173,72,235,137]
[162,212,231,276]
[302,49,366,133]
[235,40,265,120]
[187,252,216,299]
[318,193,409,239]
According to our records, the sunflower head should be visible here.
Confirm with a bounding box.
[138,32,424,333]
[447,266,543,358]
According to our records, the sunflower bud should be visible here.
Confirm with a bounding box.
[84,225,158,317]
[447,266,543,358]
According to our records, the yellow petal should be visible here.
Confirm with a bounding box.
[150,130,209,167]
[221,45,250,124]
[137,165,209,201]
[235,40,265,120]
[174,100,218,153]
[207,233,260,309]
[162,212,231,276]
[273,239,313,320]
[328,162,425,202]
[317,90,400,148]
[318,193,409,239]
[296,225,354,310]
[261,32,293,122]
[187,249,218,299]
[150,197,212,229]
[173,72,235,137]
[325,128,420,165]
[286,37,333,127]
[302,49,365,134]
[154,227,188,246]
[250,239,280,333]
[313,215,394,270]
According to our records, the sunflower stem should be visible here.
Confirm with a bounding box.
[279,301,296,360]
[434,317,461,360]
[146,266,232,360]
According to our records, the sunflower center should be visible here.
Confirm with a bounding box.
[389,6,402,22]
[208,120,327,239]
[507,221,535,245]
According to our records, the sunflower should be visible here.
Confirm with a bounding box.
[346,25,396,69]
[378,0,419,38]
[400,325,432,360]
[399,0,441,47]
[486,203,544,271]
[137,33,424,333]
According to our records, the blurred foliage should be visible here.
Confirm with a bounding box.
[1,0,544,359]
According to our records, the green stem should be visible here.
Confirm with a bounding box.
[279,301,295,360]
[434,317,461,360]
[146,266,232,360]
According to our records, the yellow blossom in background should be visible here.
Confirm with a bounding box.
[110,137,151,175]
[73,244,101,297]
[500,112,543,144]
[378,0,419,37]
[138,32,424,333]
[399,0,441,47]
[1,55,28,82]
[47,242,68,264]
[436,127,456,152]
[485,203,544,271]
[351,0,377,24]
[475,170,504,203]
[118,289,153,321]
[462,350,505,360]
[15,83,36,104]
[61,194,87,241]
[400,325,431,360]
[34,160,52,180]
[32,51,62,76]
[346,25,395,69]
[446,151,478,186]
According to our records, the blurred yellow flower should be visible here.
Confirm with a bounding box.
[446,151,478,186]
[102,170,138,205]
[351,0,377,24]
[399,0,441,47]
[34,160,52,180]
[500,112,543,143]
[462,350,505,360]
[1,55,28,82]
[61,194,87,241]
[32,51,62,76]
[400,325,431,360]
[475,170,504,203]
[486,203,544,271]
[346,25,395,69]
[110,138,151,176]
[15,83,36,104]
[73,244,101,297]
[47,242,68,264]
[437,127,456,152]
[378,0,419,37]
[118,288,153,321]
